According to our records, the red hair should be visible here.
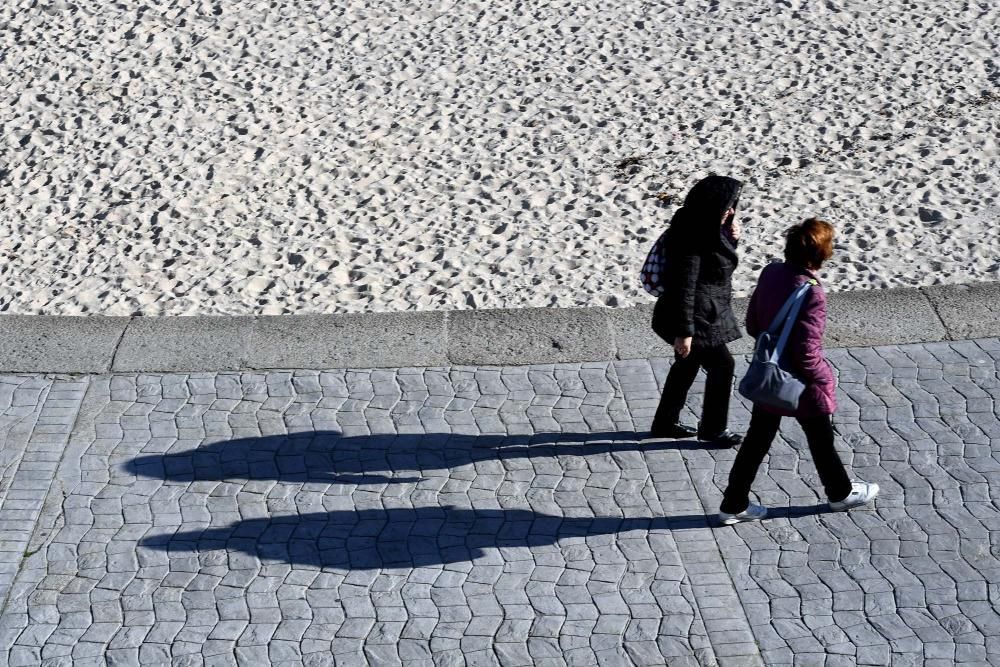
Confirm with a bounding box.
[784,218,835,269]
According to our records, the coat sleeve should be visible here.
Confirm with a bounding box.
[674,249,701,338]
[789,288,828,384]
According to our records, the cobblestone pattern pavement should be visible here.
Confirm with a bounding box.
[0,365,742,666]
[1,338,999,666]
[709,339,1000,667]
[672,339,1000,666]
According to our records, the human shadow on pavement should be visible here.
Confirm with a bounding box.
[767,503,835,520]
[141,507,688,570]
[129,430,838,568]
[124,430,715,485]
[139,504,837,570]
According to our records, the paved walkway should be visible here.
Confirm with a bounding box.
[1,338,999,666]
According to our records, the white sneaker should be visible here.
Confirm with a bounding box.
[719,503,767,526]
[829,482,879,511]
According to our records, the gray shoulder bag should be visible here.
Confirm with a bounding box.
[738,280,817,412]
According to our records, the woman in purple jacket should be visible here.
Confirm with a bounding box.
[719,218,879,525]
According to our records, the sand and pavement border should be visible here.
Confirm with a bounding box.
[0,281,997,373]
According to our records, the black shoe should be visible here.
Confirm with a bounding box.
[649,423,698,439]
[699,430,743,447]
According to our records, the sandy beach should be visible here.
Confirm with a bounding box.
[1,0,997,316]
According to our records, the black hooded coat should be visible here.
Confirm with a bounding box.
[652,175,744,348]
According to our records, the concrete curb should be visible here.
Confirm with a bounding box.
[0,281,997,373]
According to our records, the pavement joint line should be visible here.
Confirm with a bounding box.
[106,316,133,373]
[604,308,617,362]
[443,310,453,367]
[240,315,259,370]
[918,286,951,342]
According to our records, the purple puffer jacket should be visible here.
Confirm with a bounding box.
[746,262,837,418]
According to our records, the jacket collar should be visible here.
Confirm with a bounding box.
[784,262,820,282]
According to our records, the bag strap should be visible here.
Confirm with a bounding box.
[771,280,817,361]
[766,280,815,335]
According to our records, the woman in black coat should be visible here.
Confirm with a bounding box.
[650,175,744,446]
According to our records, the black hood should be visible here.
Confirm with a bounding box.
[668,174,744,243]
[684,175,743,218]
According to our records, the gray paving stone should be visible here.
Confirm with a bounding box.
[2,338,998,664]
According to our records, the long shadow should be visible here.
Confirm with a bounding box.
[140,504,836,570]
[127,430,836,568]
[124,430,713,485]
[141,507,683,569]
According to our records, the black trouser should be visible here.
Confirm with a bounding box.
[651,343,735,437]
[720,406,852,514]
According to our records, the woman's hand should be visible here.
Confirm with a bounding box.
[721,207,740,241]
[674,336,693,358]
[727,216,741,242]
